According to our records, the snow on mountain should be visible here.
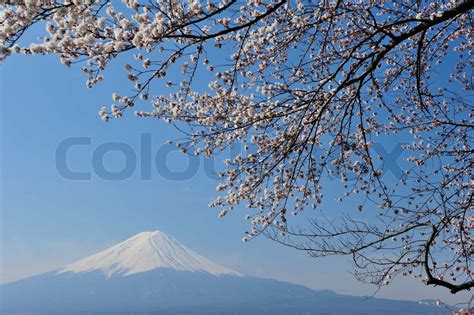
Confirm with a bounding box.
[58,230,241,277]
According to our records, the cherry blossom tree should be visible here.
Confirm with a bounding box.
[1,0,472,294]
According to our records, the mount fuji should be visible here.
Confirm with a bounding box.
[1,230,446,314]
[58,231,241,278]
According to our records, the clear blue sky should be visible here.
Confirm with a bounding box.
[0,52,470,305]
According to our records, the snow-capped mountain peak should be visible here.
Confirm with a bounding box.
[58,230,241,277]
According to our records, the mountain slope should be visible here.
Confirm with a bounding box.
[1,230,447,315]
[58,230,240,277]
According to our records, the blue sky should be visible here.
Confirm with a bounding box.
[0,52,470,305]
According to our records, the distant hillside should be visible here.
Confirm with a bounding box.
[1,231,448,315]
